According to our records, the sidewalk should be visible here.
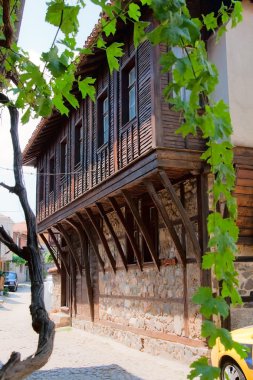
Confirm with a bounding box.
[0,285,190,379]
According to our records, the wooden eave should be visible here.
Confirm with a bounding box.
[37,147,204,233]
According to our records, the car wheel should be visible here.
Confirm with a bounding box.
[221,361,246,380]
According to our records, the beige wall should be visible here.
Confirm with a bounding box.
[208,1,253,147]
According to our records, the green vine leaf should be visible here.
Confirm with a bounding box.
[106,42,124,74]
[78,77,96,101]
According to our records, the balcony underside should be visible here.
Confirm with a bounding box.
[38,147,203,233]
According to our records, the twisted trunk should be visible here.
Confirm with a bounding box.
[0,93,55,380]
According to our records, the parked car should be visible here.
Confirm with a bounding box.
[4,272,18,292]
[211,325,253,380]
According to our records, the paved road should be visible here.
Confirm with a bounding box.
[0,285,190,379]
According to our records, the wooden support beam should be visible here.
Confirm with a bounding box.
[108,196,143,271]
[55,223,83,275]
[85,208,116,273]
[159,170,201,263]
[180,182,189,338]
[96,202,128,271]
[144,180,186,266]
[121,189,159,270]
[197,174,211,286]
[65,218,94,321]
[39,233,61,274]
[47,228,70,277]
[75,212,105,273]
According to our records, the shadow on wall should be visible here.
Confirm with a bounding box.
[27,365,144,379]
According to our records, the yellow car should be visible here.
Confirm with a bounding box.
[211,326,253,380]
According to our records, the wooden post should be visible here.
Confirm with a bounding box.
[121,189,159,270]
[39,233,61,274]
[47,228,70,277]
[96,202,128,271]
[159,170,201,263]
[108,196,143,270]
[85,208,116,273]
[144,180,186,265]
[54,223,82,275]
[65,218,94,321]
[75,212,105,273]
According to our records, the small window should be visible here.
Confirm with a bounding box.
[74,122,82,167]
[39,168,44,202]
[122,62,136,125]
[60,140,67,177]
[128,67,136,120]
[97,92,109,148]
[49,155,55,193]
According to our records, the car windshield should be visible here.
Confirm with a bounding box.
[4,272,16,279]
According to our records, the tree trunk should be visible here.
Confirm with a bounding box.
[0,93,55,380]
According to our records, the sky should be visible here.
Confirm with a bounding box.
[0,0,100,223]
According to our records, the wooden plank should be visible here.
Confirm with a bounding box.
[65,218,94,321]
[159,170,201,263]
[237,194,253,207]
[121,189,159,270]
[144,180,186,265]
[85,208,116,273]
[96,202,128,271]
[47,228,70,277]
[75,212,105,273]
[55,223,83,275]
[108,196,143,270]
[39,233,61,274]
[237,169,253,180]
[197,174,211,288]
[237,236,253,245]
[180,182,189,338]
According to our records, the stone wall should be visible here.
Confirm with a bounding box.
[231,244,253,329]
[71,179,206,361]
[96,180,203,346]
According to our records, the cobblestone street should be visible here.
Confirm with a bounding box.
[0,285,190,379]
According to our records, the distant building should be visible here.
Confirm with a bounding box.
[9,221,29,282]
[0,214,14,271]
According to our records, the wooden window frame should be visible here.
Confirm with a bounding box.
[97,89,109,149]
[38,167,44,202]
[121,57,137,127]
[49,154,55,193]
[74,120,83,168]
[60,138,67,179]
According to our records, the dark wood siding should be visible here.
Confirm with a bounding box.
[36,32,206,224]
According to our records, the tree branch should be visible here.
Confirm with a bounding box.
[0,182,18,194]
[0,0,14,48]
[0,225,28,260]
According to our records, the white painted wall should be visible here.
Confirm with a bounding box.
[208,1,253,147]
[0,214,14,262]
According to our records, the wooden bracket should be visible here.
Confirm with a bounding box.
[108,196,143,271]
[39,232,61,274]
[96,202,128,271]
[54,223,83,275]
[65,218,94,321]
[121,189,160,270]
[144,180,186,266]
[47,228,70,278]
[75,212,105,273]
[159,170,201,263]
[85,208,116,273]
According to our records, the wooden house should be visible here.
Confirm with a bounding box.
[23,1,253,361]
